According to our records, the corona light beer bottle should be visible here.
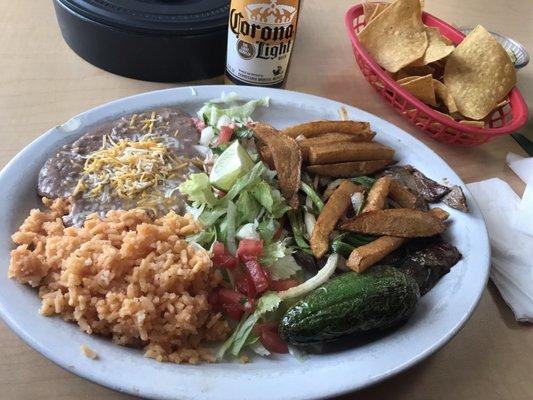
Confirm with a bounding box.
[225,0,300,87]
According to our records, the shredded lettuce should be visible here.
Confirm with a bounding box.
[217,292,282,359]
[178,173,217,207]
[180,90,291,253]
[250,181,291,219]
[300,181,324,213]
[258,217,279,243]
[267,255,301,280]
[223,162,266,203]
[225,201,237,254]
[217,218,228,244]
[287,209,310,251]
[261,239,290,266]
[236,221,260,240]
[235,191,261,225]
[234,126,255,139]
[185,204,205,220]
[198,94,270,127]
[250,181,274,212]
[180,161,291,253]
[216,317,245,360]
[186,229,216,248]
[199,208,227,228]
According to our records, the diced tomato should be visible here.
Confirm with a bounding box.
[218,287,245,304]
[237,239,263,263]
[192,118,206,131]
[212,242,226,258]
[254,321,279,335]
[236,275,257,298]
[207,290,219,306]
[221,255,237,269]
[269,279,300,292]
[212,242,237,269]
[207,290,223,313]
[222,302,244,321]
[244,259,270,294]
[258,324,289,354]
[218,125,234,144]
[218,288,254,312]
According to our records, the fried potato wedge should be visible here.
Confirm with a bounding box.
[346,207,449,272]
[308,142,395,165]
[311,181,361,258]
[347,236,407,272]
[298,132,375,160]
[281,120,372,139]
[252,122,302,207]
[427,206,449,221]
[388,180,420,209]
[362,176,392,212]
[307,159,392,177]
[258,144,274,169]
[340,208,446,237]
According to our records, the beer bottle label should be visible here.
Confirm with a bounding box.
[226,0,299,86]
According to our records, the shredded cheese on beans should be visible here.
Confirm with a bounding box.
[73,135,188,201]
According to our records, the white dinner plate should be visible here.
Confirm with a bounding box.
[0,85,490,400]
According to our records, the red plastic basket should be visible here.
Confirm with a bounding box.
[345,4,529,146]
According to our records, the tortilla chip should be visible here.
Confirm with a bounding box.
[358,0,428,73]
[307,160,392,177]
[252,123,302,207]
[459,120,485,128]
[402,108,419,119]
[411,27,455,66]
[397,76,420,85]
[369,3,389,21]
[443,25,516,120]
[403,108,453,131]
[311,181,361,258]
[363,2,389,23]
[433,79,458,113]
[399,74,437,106]
[494,98,510,109]
[441,35,454,46]
[363,1,376,23]
[435,110,455,120]
[397,65,435,80]
[340,208,446,237]
[403,107,451,121]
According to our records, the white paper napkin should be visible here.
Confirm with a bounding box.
[506,153,533,237]
[467,154,533,322]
